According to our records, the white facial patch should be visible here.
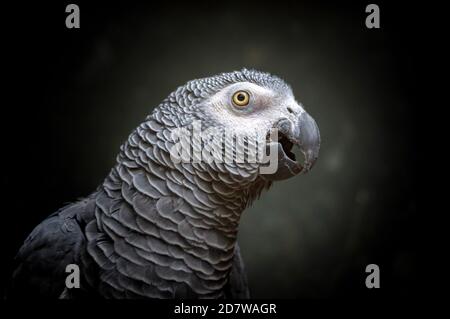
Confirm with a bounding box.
[206,82,293,137]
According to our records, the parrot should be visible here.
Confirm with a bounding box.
[10,69,320,298]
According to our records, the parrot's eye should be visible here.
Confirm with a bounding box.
[232,91,250,107]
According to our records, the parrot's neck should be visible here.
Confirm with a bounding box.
[88,126,269,298]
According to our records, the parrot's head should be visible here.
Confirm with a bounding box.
[153,69,320,184]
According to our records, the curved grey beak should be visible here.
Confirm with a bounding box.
[294,112,320,172]
[261,111,320,181]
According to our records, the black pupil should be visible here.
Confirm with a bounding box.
[237,93,245,102]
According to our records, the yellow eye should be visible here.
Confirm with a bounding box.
[232,91,250,107]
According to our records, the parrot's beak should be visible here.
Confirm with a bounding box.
[292,111,321,172]
[261,111,320,181]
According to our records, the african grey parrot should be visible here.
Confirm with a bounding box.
[10,69,320,298]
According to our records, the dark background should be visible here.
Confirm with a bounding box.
[1,0,428,298]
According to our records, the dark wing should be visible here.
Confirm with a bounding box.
[10,198,95,298]
[225,243,250,299]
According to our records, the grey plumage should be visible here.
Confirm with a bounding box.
[10,69,320,298]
